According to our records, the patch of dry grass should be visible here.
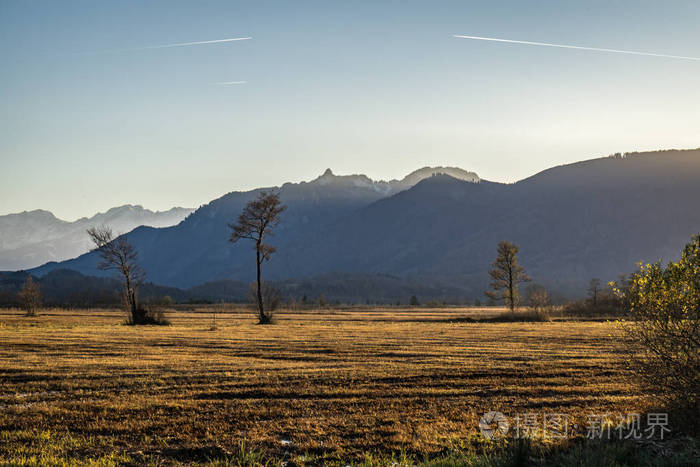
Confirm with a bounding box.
[0,307,647,465]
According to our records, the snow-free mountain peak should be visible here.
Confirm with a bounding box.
[308,166,479,193]
[398,167,479,186]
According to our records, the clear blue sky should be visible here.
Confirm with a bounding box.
[1,0,699,220]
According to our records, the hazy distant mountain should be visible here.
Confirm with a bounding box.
[29,150,700,299]
[0,205,193,270]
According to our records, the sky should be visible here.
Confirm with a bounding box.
[1,1,699,220]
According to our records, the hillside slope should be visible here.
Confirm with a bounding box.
[295,149,700,295]
[30,149,700,298]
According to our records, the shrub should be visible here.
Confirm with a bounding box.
[126,304,170,325]
[563,299,617,318]
[526,284,552,321]
[563,283,628,318]
[615,234,700,414]
[485,309,552,322]
[158,295,174,306]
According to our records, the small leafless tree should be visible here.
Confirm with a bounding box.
[210,301,222,331]
[485,241,530,314]
[526,284,551,321]
[18,276,42,316]
[229,191,286,324]
[87,226,145,323]
[587,278,601,307]
[527,285,549,309]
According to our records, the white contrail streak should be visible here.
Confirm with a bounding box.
[211,80,247,85]
[139,37,251,49]
[453,35,700,61]
[77,37,253,54]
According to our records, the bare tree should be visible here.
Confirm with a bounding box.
[87,226,145,323]
[587,278,601,307]
[229,191,286,324]
[526,284,552,321]
[18,276,42,316]
[526,284,549,310]
[485,241,530,314]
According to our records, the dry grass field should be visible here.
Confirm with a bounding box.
[0,307,691,465]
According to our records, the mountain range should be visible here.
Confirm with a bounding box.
[0,206,193,270]
[21,150,700,300]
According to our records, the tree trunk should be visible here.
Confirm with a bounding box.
[124,275,140,324]
[256,247,265,323]
[131,289,137,319]
[508,267,515,314]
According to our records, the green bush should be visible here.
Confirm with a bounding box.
[615,234,700,414]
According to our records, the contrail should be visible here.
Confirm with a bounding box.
[78,37,252,55]
[138,37,251,50]
[453,35,700,61]
[211,80,247,85]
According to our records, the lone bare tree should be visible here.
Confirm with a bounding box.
[18,276,42,316]
[229,191,286,324]
[87,226,145,323]
[587,278,601,307]
[485,241,530,314]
